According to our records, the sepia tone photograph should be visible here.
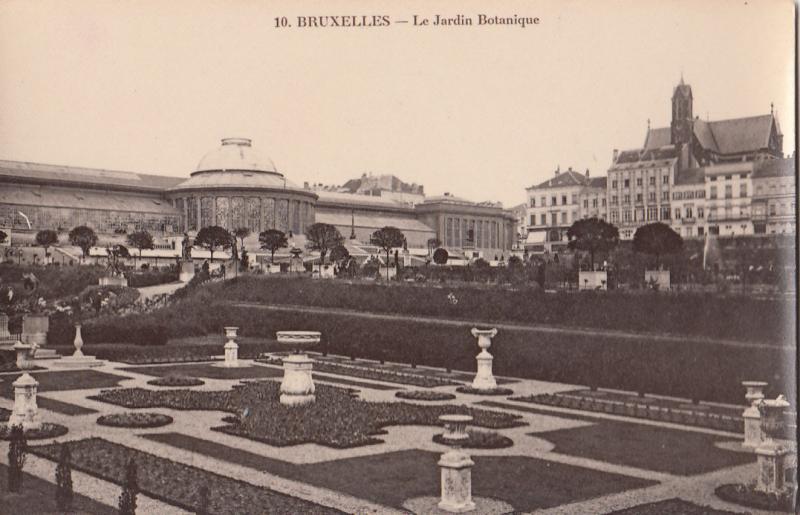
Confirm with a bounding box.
[0,0,796,513]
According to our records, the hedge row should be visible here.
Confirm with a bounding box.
[72,295,795,405]
[126,269,179,288]
[205,276,794,344]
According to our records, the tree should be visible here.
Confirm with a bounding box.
[106,244,130,275]
[194,226,232,263]
[433,247,449,265]
[566,217,619,271]
[304,223,343,265]
[371,226,405,280]
[0,230,7,244]
[7,424,26,493]
[259,229,288,263]
[35,229,59,261]
[233,227,250,250]
[126,231,154,266]
[55,443,74,512]
[329,244,350,265]
[632,222,683,269]
[68,226,97,262]
[118,458,139,515]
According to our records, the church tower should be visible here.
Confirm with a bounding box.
[670,76,694,146]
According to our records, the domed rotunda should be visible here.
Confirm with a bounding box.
[168,138,317,235]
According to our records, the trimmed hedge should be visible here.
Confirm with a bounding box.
[195,276,793,344]
[126,269,179,288]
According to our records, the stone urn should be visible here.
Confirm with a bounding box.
[221,326,240,367]
[757,396,790,446]
[276,331,321,406]
[13,342,34,371]
[754,395,792,494]
[471,328,498,390]
[742,381,768,448]
[440,414,472,443]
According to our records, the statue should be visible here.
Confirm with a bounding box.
[181,233,192,261]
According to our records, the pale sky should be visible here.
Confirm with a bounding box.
[0,0,795,207]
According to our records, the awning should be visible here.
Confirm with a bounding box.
[525,231,547,244]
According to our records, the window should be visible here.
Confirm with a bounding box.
[592,198,598,208]
[540,214,546,225]
[674,208,681,219]
[710,186,717,199]
[530,215,536,226]
[623,210,631,222]
[663,176,669,184]
[561,195,567,205]
[636,193,642,202]
[561,212,567,223]
[710,176,717,181]
[571,194,577,204]
[709,207,717,220]
[611,195,618,205]
[602,199,606,207]
[685,207,693,219]
[611,211,619,223]
[551,213,558,225]
[648,192,655,201]
[551,196,557,206]
[725,175,732,181]
[529,198,535,207]
[541,196,546,206]
[612,180,618,189]
[740,183,747,197]
[740,173,747,179]
[649,177,655,186]
[661,207,671,220]
[698,227,704,236]
[725,185,732,199]
[624,179,630,188]
[636,178,643,186]
[623,194,631,204]
[698,207,704,218]
[583,199,589,209]
[661,191,669,201]
[647,207,657,220]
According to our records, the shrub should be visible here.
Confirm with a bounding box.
[119,458,139,515]
[97,413,173,428]
[147,375,205,387]
[56,444,74,512]
[7,424,26,493]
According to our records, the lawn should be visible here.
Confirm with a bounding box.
[29,438,343,515]
[90,381,524,448]
[0,463,117,514]
[142,433,657,512]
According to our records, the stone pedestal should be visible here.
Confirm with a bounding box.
[755,445,790,493]
[579,270,607,290]
[8,373,41,430]
[99,275,128,287]
[279,354,315,406]
[470,328,498,391]
[57,324,103,368]
[179,261,195,282]
[13,342,34,371]
[742,381,767,448]
[221,326,240,368]
[438,449,476,512]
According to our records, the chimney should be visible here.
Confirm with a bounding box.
[585,168,590,177]
[555,165,560,176]
[612,149,619,162]
[568,166,573,172]
[303,181,309,189]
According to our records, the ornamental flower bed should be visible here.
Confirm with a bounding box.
[257,355,460,388]
[432,429,513,449]
[96,412,174,428]
[714,484,795,513]
[90,382,524,448]
[395,390,457,401]
[29,438,341,515]
[455,386,515,396]
[147,375,205,387]
[0,422,69,440]
[512,393,745,433]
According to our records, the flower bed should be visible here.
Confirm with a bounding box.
[610,498,747,514]
[90,382,524,448]
[96,412,174,428]
[147,375,205,387]
[29,438,342,514]
[395,390,456,401]
[0,422,68,440]
[432,429,513,449]
[714,484,795,513]
[455,386,515,396]
[257,356,460,388]
[511,393,744,433]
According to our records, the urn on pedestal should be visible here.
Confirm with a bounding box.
[276,331,321,406]
[470,328,498,391]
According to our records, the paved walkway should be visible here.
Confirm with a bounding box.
[137,281,186,300]
[0,357,788,514]
[230,302,792,351]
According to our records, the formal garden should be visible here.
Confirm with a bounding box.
[0,221,796,513]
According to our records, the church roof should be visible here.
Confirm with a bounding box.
[528,169,595,190]
[643,114,779,156]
